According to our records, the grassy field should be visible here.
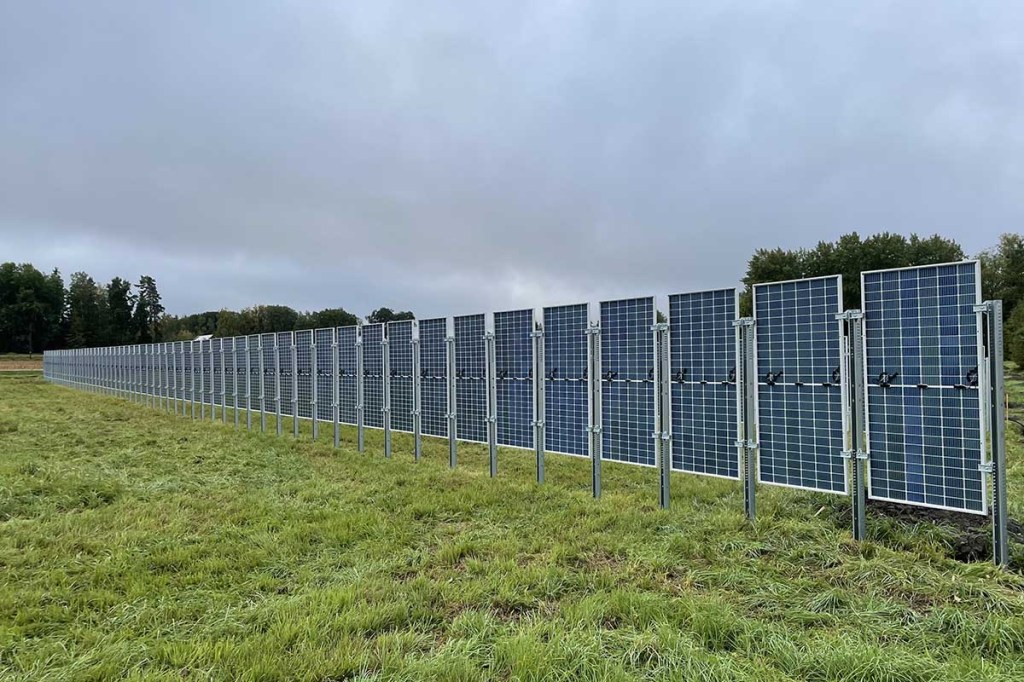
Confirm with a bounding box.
[1,374,1023,681]
[0,354,42,371]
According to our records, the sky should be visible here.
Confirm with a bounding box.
[1,1,1022,318]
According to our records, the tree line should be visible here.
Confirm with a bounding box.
[4,231,1023,361]
[0,266,163,354]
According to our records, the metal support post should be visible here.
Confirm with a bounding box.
[587,320,602,498]
[734,318,757,520]
[382,335,392,457]
[446,325,457,468]
[356,326,365,452]
[332,330,340,448]
[653,322,672,509]
[311,335,319,441]
[292,335,299,438]
[485,329,498,477]
[532,329,546,484]
[977,301,1009,567]
[837,310,868,541]
[411,327,423,461]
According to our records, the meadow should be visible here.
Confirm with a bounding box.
[1,372,1023,681]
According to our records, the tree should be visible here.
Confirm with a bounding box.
[742,232,964,312]
[979,233,1024,319]
[66,272,104,348]
[132,275,164,343]
[366,307,415,324]
[0,263,66,353]
[105,277,135,345]
[299,307,359,330]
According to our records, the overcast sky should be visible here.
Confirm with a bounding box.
[2,1,1022,317]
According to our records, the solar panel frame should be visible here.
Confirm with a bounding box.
[337,325,358,425]
[862,261,987,514]
[223,338,235,413]
[753,275,848,495]
[419,317,449,438]
[454,314,488,444]
[261,333,278,422]
[315,328,335,423]
[388,320,415,434]
[543,303,590,458]
[669,288,741,480]
[277,331,295,419]
[362,323,385,430]
[295,329,313,420]
[600,297,657,468]
[494,308,535,450]
[212,339,223,411]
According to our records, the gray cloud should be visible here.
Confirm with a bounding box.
[2,1,1022,317]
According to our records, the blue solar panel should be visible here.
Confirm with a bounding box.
[337,326,358,425]
[601,297,656,467]
[212,339,223,407]
[295,330,313,419]
[454,314,487,444]
[754,276,846,494]
[201,339,213,406]
[495,309,534,449]
[362,323,385,429]
[175,341,186,401]
[314,329,334,422]
[247,334,261,413]
[261,333,278,417]
[669,289,739,479]
[388,320,415,433]
[277,332,294,417]
[543,303,589,457]
[419,318,449,438]
[222,339,235,410]
[863,261,985,513]
[233,337,247,410]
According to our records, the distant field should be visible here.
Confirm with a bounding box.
[0,354,41,371]
[1,373,1023,681]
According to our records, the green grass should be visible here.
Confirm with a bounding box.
[1,373,1023,681]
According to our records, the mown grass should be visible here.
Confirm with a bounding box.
[1,374,1023,681]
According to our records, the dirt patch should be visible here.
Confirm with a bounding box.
[868,499,1024,564]
[0,361,42,370]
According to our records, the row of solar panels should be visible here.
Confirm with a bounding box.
[43,260,989,515]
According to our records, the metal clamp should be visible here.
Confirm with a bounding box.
[586,425,603,434]
[979,462,994,474]
[651,322,669,332]
[732,318,755,328]
[973,303,992,313]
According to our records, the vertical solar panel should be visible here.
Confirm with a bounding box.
[233,337,247,412]
[601,297,656,467]
[277,332,294,418]
[315,329,335,422]
[419,318,449,438]
[543,303,589,457]
[669,289,740,479]
[261,333,278,418]
[362,323,385,429]
[754,276,846,494]
[863,261,985,513]
[454,314,487,444]
[212,339,223,408]
[337,326,358,425]
[295,329,313,419]
[175,342,185,401]
[200,340,212,408]
[247,334,261,414]
[494,309,535,449]
[223,338,235,410]
[388,320,415,433]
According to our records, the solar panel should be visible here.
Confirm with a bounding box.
[247,334,261,420]
[495,309,534,449]
[862,261,986,514]
[600,297,656,467]
[419,318,449,438]
[261,333,278,420]
[175,342,185,403]
[201,339,213,413]
[315,328,335,423]
[669,289,740,479]
[754,276,847,494]
[388,320,415,434]
[295,330,313,420]
[277,332,295,418]
[221,339,234,412]
[543,303,589,457]
[453,314,487,443]
[234,337,247,418]
[212,339,223,410]
[362,323,385,429]
[337,326,358,425]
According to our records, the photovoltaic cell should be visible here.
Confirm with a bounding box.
[388,320,415,434]
[669,289,739,479]
[234,337,248,411]
[315,329,335,422]
[754,276,846,494]
[201,340,213,407]
[601,297,656,467]
[362,323,385,429]
[261,333,278,417]
[337,326,358,425]
[295,330,313,419]
[247,334,261,414]
[223,338,236,410]
[455,314,487,443]
[863,261,985,513]
[494,309,534,449]
[212,339,223,407]
[277,332,295,417]
[175,342,185,401]
[543,303,589,457]
[419,318,448,438]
